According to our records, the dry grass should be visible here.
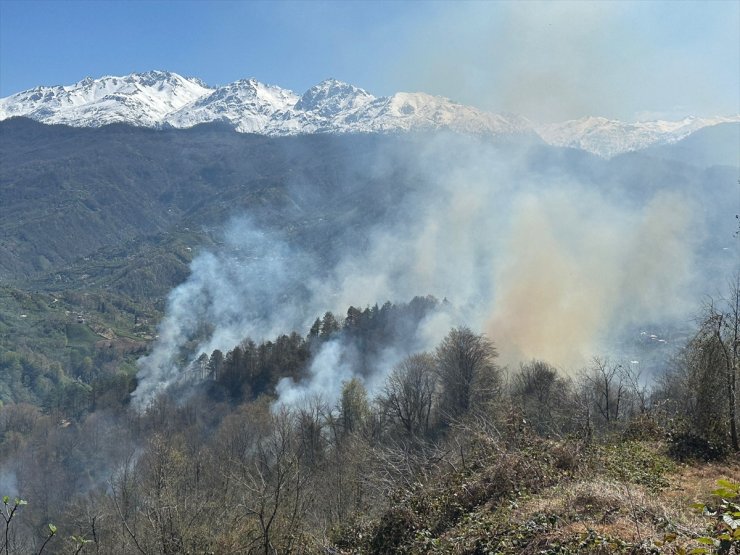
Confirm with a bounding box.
[506,456,740,552]
[333,436,740,554]
[663,459,740,507]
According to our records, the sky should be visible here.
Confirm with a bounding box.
[0,0,737,122]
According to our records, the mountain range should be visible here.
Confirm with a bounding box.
[2,70,737,158]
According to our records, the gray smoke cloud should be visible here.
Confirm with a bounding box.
[132,133,712,411]
[0,467,18,498]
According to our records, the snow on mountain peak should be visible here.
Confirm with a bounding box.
[294,79,375,117]
[165,78,298,133]
[0,70,213,127]
[0,71,532,138]
[1,70,737,155]
[537,114,740,158]
[341,91,533,135]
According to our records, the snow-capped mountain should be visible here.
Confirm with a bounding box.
[294,79,374,118]
[165,78,299,133]
[537,115,740,158]
[0,72,530,138]
[337,92,532,135]
[1,71,737,157]
[0,70,212,127]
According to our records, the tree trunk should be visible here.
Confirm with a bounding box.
[715,313,739,451]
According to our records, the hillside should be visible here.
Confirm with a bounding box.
[2,117,736,284]
[0,117,738,553]
[1,119,736,393]
[632,122,740,168]
[0,118,422,280]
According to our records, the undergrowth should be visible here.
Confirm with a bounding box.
[330,436,697,554]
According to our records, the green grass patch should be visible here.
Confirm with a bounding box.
[65,323,100,347]
[595,441,675,491]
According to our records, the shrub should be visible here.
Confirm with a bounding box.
[668,431,729,462]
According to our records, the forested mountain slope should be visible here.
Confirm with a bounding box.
[0,118,421,280]
[2,118,736,285]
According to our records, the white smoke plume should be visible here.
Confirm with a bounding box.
[132,133,713,411]
[275,340,356,408]
[131,220,320,409]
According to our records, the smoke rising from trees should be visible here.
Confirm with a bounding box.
[132,133,708,410]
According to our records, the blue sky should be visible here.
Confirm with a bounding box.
[1,0,737,122]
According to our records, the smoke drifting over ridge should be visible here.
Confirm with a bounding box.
[389,2,739,122]
[132,133,708,411]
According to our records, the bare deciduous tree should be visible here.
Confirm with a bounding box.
[580,357,627,431]
[382,353,436,437]
[512,360,571,435]
[695,275,740,450]
[234,409,310,555]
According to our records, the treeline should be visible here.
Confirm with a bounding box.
[0,282,738,553]
[202,295,441,402]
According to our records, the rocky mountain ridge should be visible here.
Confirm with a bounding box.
[1,70,737,157]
